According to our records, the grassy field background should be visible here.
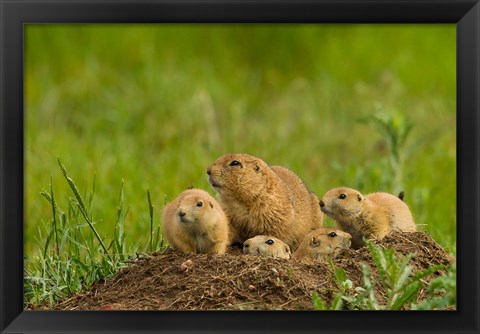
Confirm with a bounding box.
[25,24,456,265]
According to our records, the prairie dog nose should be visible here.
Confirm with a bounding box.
[178,210,186,217]
[319,200,325,208]
[206,168,211,175]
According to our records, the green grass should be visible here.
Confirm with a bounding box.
[24,24,456,307]
[25,159,165,307]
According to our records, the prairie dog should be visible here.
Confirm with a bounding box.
[319,187,416,248]
[207,153,323,250]
[292,227,352,262]
[162,189,229,254]
[243,235,291,259]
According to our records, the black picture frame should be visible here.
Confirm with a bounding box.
[1,0,479,333]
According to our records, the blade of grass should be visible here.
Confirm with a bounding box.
[147,189,154,252]
[50,179,60,257]
[154,225,161,250]
[114,179,126,259]
[57,157,112,262]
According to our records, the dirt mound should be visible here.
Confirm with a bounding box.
[54,232,455,310]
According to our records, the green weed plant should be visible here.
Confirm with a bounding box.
[312,240,454,310]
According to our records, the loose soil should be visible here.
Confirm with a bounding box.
[52,232,455,310]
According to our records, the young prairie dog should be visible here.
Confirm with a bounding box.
[319,187,416,249]
[162,189,229,254]
[206,153,324,250]
[292,227,352,262]
[243,235,292,259]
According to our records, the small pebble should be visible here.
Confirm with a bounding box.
[180,259,194,271]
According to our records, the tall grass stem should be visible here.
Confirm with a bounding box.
[57,158,112,262]
[147,189,154,252]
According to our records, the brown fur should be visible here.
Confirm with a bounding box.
[243,235,291,259]
[319,187,416,248]
[207,153,324,250]
[293,227,352,262]
[162,189,229,254]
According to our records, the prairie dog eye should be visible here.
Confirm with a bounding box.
[265,239,274,245]
[229,160,241,166]
[328,232,337,237]
[339,193,347,199]
[196,201,203,207]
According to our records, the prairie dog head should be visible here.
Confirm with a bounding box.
[293,227,352,261]
[319,187,366,221]
[206,153,270,201]
[176,190,217,227]
[243,235,291,259]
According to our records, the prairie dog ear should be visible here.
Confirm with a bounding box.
[254,164,260,173]
[311,236,319,246]
[209,201,214,209]
[285,245,291,254]
[357,193,363,201]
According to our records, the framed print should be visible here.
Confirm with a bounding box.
[1,0,479,333]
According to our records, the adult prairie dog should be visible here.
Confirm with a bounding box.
[207,153,323,250]
[319,187,416,248]
[243,235,291,259]
[292,227,352,262]
[162,189,229,254]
